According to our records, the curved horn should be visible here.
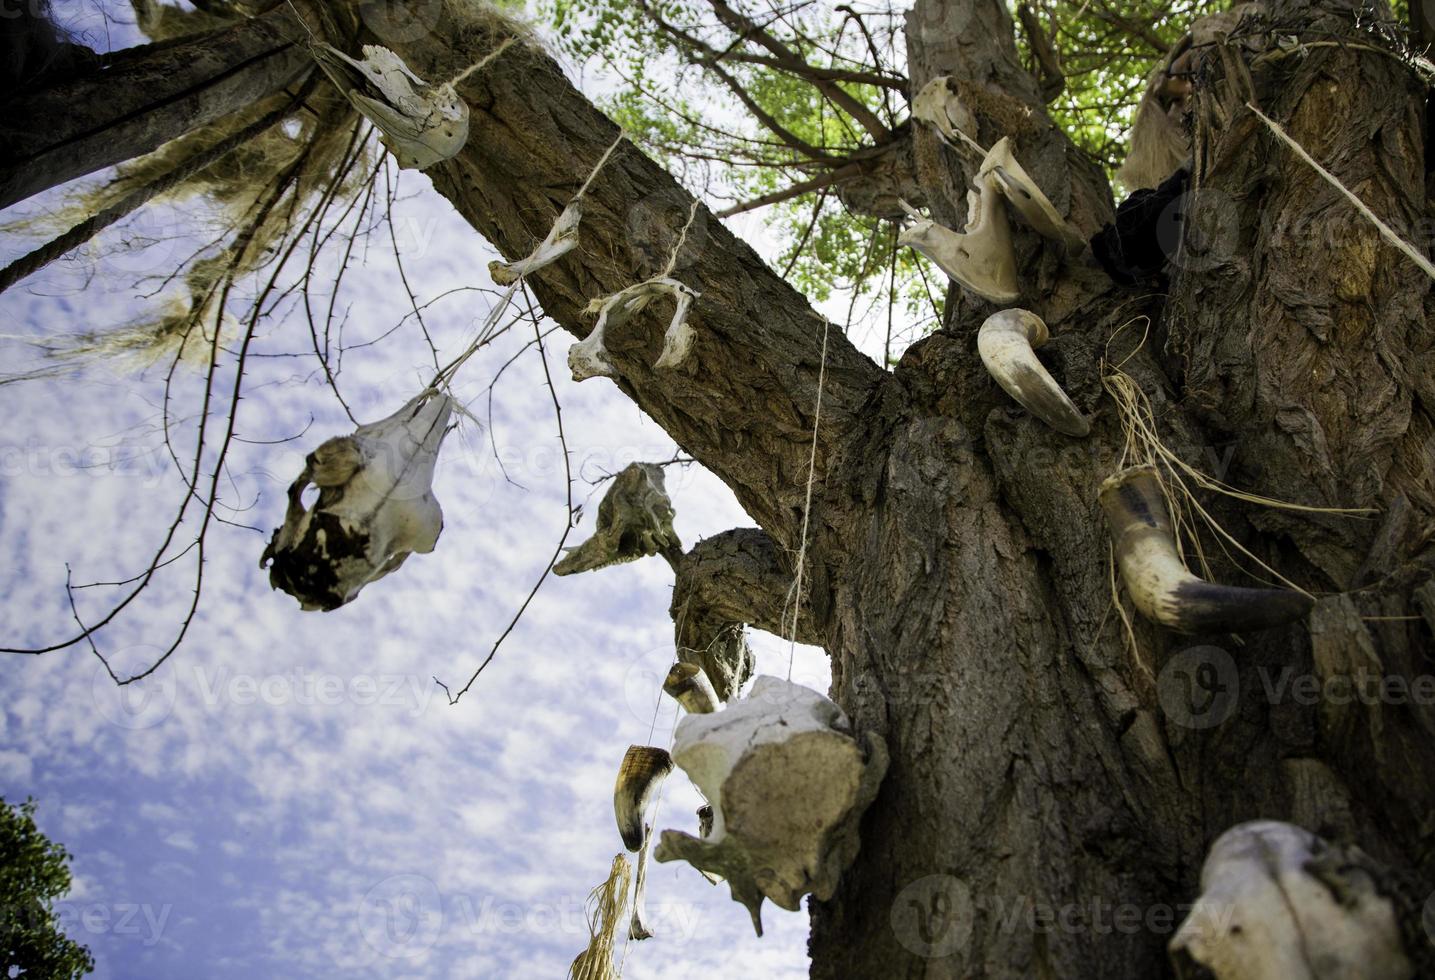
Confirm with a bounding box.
[978,309,1090,437]
[979,137,1085,251]
[898,177,1019,304]
[1099,465,1314,633]
[663,662,719,714]
[614,745,674,852]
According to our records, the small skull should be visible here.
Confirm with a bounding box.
[555,463,679,575]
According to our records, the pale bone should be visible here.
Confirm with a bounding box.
[312,43,470,171]
[568,277,700,381]
[489,201,582,285]
[1098,464,1313,633]
[614,745,673,853]
[1117,4,1266,190]
[1169,820,1413,980]
[554,462,680,575]
[910,76,978,148]
[654,676,889,935]
[978,137,1085,251]
[977,309,1089,437]
[663,662,720,714]
[898,176,1019,304]
[629,845,654,941]
[261,394,452,611]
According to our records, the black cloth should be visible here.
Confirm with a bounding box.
[1090,168,1191,287]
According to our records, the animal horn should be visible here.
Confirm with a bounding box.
[978,309,1090,437]
[614,745,674,852]
[1099,464,1314,633]
[663,662,719,714]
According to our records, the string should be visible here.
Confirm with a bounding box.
[783,316,831,680]
[1247,103,1435,284]
[421,134,627,395]
[447,37,517,88]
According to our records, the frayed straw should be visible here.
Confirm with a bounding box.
[1101,319,1369,588]
[1099,317,1372,664]
[568,854,632,980]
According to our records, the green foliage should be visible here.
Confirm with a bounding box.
[0,799,94,980]
[1015,0,1226,174]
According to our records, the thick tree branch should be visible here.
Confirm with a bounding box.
[670,528,819,700]
[382,13,888,550]
[0,6,312,211]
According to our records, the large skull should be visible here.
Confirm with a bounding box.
[312,43,470,171]
[1170,820,1414,980]
[261,394,453,610]
[554,462,680,575]
[654,676,888,935]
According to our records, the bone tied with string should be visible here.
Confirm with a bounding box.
[260,393,453,611]
[312,43,470,171]
[653,675,889,936]
[898,109,1082,303]
[554,463,681,575]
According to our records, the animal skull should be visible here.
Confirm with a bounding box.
[910,76,979,149]
[898,173,1019,304]
[568,277,699,380]
[653,676,889,935]
[260,393,452,611]
[554,462,680,575]
[1170,820,1414,980]
[313,43,470,171]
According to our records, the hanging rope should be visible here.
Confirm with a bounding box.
[1246,102,1435,284]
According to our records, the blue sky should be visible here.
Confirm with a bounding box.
[0,2,844,977]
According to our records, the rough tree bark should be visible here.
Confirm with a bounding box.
[398,1,1435,973]
[6,0,1433,975]
[0,5,312,210]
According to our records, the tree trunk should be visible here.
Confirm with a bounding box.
[806,0,1435,976]
[0,6,312,210]
[33,0,1435,974]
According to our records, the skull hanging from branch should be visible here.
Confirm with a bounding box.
[554,463,681,575]
[261,394,453,611]
[312,43,470,171]
[1169,821,1417,980]
[654,676,889,935]
[568,278,699,381]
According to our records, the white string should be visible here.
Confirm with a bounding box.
[446,36,517,88]
[422,134,627,395]
[783,316,831,680]
[1246,102,1435,284]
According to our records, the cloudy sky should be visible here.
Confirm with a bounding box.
[0,3,859,977]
